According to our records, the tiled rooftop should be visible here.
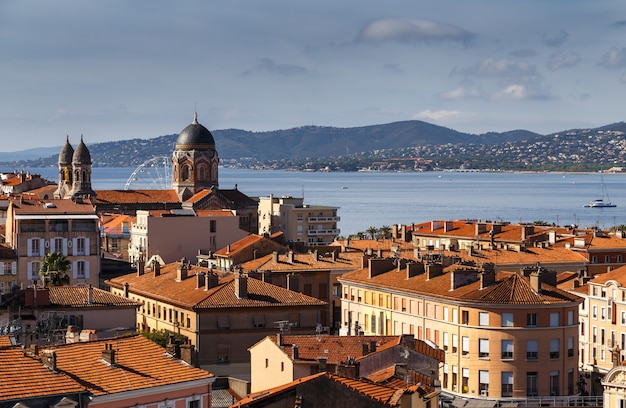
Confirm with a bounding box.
[241,250,364,272]
[213,234,264,257]
[95,189,180,204]
[107,264,327,310]
[46,286,141,309]
[9,198,96,214]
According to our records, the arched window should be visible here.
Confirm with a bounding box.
[182,165,190,181]
[198,166,206,181]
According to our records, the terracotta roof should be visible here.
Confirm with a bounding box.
[0,335,16,348]
[268,335,399,364]
[213,234,264,257]
[9,198,96,215]
[0,346,87,401]
[185,189,213,203]
[241,251,364,273]
[217,188,257,205]
[233,372,404,407]
[49,334,213,397]
[46,286,141,309]
[588,264,626,284]
[340,265,582,305]
[107,264,326,310]
[365,366,434,394]
[195,209,235,217]
[94,189,180,204]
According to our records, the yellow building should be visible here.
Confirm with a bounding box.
[339,257,582,400]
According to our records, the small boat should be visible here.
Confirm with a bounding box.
[584,174,616,208]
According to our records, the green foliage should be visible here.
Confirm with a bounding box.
[140,329,186,348]
[39,252,71,287]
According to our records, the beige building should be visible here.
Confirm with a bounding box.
[602,365,626,408]
[339,257,582,400]
[0,244,17,295]
[571,265,626,396]
[106,259,327,378]
[127,208,248,265]
[5,198,100,288]
[258,195,340,246]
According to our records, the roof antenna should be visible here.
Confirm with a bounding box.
[193,102,198,124]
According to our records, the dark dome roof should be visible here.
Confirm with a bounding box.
[58,135,74,165]
[175,113,215,150]
[72,135,92,164]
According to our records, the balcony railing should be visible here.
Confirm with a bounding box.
[307,229,340,236]
[308,216,340,222]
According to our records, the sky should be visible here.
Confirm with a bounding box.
[3,1,626,152]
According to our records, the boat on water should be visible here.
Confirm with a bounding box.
[583,174,616,208]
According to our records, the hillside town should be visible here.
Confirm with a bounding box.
[1,115,626,407]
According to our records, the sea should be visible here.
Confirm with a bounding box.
[10,166,626,237]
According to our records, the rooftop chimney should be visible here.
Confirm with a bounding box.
[176,258,189,282]
[152,259,161,276]
[235,271,248,299]
[369,258,395,279]
[480,263,496,289]
[331,251,337,262]
[102,343,116,366]
[530,270,541,294]
[196,272,206,289]
[425,263,443,280]
[292,344,299,360]
[136,258,145,276]
[318,356,328,372]
[370,340,377,353]
[272,251,279,263]
[123,282,129,298]
[287,251,294,264]
[406,262,424,279]
[205,271,219,290]
[88,284,93,304]
[262,270,272,283]
[277,332,284,346]
[41,349,57,372]
[362,343,369,356]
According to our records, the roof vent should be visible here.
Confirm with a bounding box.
[43,202,56,208]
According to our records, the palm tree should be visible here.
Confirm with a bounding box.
[366,225,378,240]
[379,225,392,239]
[39,252,71,287]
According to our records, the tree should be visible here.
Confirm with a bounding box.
[366,226,378,240]
[379,225,392,239]
[39,252,71,287]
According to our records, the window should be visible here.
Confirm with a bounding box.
[371,314,376,334]
[479,338,489,358]
[452,308,458,323]
[210,220,216,233]
[527,372,538,397]
[527,340,538,360]
[253,315,265,328]
[501,313,513,327]
[462,310,469,324]
[443,332,449,351]
[568,337,574,357]
[550,339,560,359]
[479,312,489,326]
[501,339,514,359]
[622,311,626,325]
[527,313,537,327]
[217,343,230,363]
[502,372,513,397]
[593,305,598,319]
[53,237,64,253]
[30,238,42,257]
[443,307,449,321]
[452,334,458,353]
[593,326,597,343]
[462,336,469,356]
[550,371,559,396]
[601,307,606,320]
[188,399,200,408]
[479,370,489,397]
[550,312,559,327]
[568,310,574,326]
[75,261,86,279]
[29,261,41,281]
[462,368,469,393]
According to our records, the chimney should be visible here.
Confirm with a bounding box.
[277,332,284,346]
[369,258,395,278]
[313,249,319,261]
[425,263,443,280]
[370,340,377,353]
[450,268,479,290]
[227,244,231,253]
[287,273,299,292]
[88,284,93,304]
[205,272,219,290]
[337,358,359,379]
[522,225,535,240]
[317,356,328,372]
[444,221,454,232]
[196,272,206,289]
[123,282,129,298]
[480,264,496,289]
[401,334,415,349]
[262,270,272,283]
[530,270,541,294]
[272,251,279,263]
[362,343,369,356]
[102,343,116,366]
[176,258,189,281]
[235,272,248,299]
[166,336,181,359]
[331,251,337,262]
[476,222,487,234]
[406,262,423,279]
[153,259,161,276]
[41,349,57,372]
[180,341,196,366]
[377,248,383,258]
[287,251,294,264]
[292,344,299,360]
[136,258,145,276]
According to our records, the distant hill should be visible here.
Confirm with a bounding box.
[0,120,541,168]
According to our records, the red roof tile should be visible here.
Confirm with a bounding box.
[95,189,180,204]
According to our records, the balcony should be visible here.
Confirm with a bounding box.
[307,229,340,236]
[308,216,340,222]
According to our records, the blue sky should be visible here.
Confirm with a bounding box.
[2,0,626,151]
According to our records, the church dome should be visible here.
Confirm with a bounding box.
[72,135,92,165]
[58,135,74,165]
[175,113,216,150]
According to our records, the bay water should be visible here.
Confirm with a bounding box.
[13,167,626,236]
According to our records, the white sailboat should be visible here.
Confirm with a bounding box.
[583,174,616,208]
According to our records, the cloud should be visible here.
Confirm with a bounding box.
[611,21,626,29]
[546,51,580,70]
[451,58,539,83]
[510,49,538,58]
[491,84,553,101]
[412,109,465,121]
[356,18,474,45]
[241,58,308,76]
[542,30,569,47]
[382,63,403,73]
[599,47,626,68]
[439,86,482,100]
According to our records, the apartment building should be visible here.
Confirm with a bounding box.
[106,259,327,377]
[0,244,17,295]
[5,198,100,288]
[572,265,626,396]
[339,257,582,400]
[258,194,340,246]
